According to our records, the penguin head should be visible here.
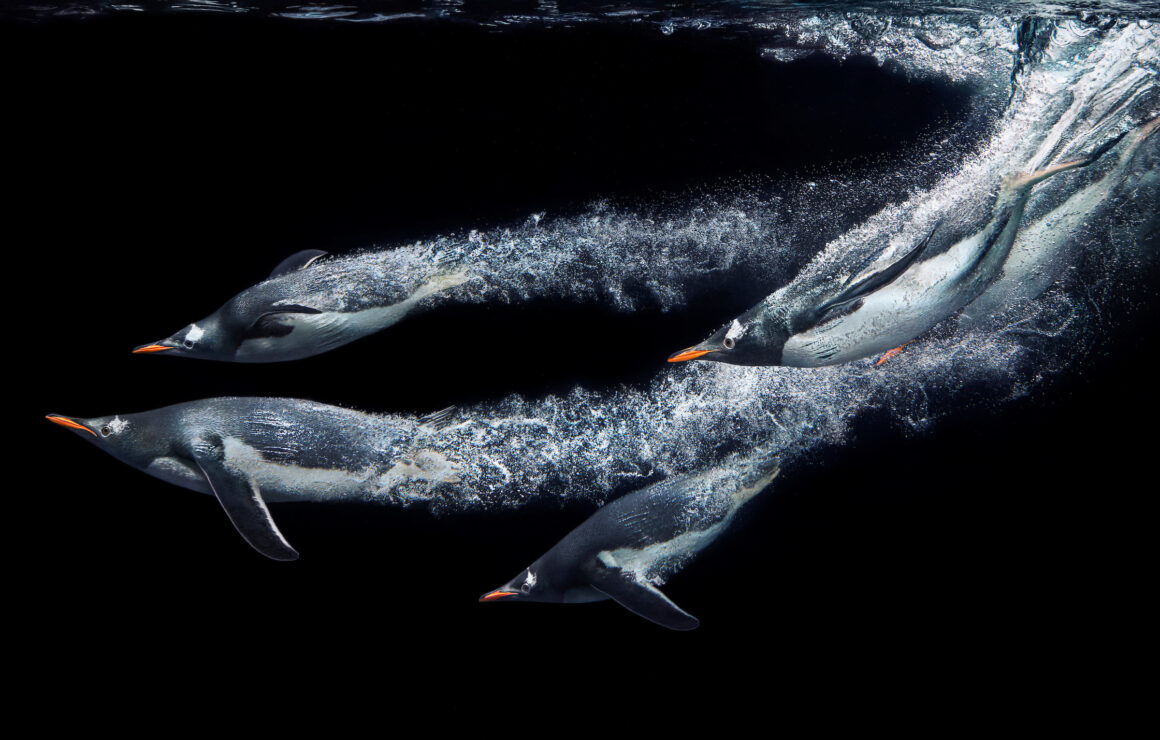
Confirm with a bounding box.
[45,410,169,471]
[133,313,235,361]
[479,566,552,604]
[132,249,335,364]
[667,304,787,366]
[133,285,329,363]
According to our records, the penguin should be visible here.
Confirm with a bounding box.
[45,399,461,560]
[133,249,470,362]
[961,116,1159,327]
[667,131,1130,368]
[479,455,780,630]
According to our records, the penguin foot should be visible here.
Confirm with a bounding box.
[875,341,913,366]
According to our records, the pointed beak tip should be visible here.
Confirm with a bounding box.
[668,348,712,363]
[132,343,173,355]
[46,415,97,436]
[480,590,517,603]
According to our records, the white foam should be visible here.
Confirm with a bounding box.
[185,17,1156,522]
[341,19,1158,515]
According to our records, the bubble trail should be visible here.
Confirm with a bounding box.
[211,11,1023,353]
[342,18,1157,513]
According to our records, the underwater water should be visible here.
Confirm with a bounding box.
[11,0,1159,693]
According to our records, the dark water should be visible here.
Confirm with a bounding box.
[10,1,1158,706]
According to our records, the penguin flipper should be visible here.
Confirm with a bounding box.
[814,221,941,319]
[586,561,699,631]
[243,307,324,340]
[268,249,328,279]
[192,446,300,562]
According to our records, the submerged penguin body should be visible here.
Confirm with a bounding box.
[134,249,471,363]
[46,398,460,560]
[480,456,779,630]
[669,129,1135,368]
[781,200,1025,366]
[962,116,1160,327]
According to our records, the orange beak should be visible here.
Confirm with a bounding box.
[667,348,713,363]
[45,415,98,437]
[479,590,519,602]
[132,344,174,354]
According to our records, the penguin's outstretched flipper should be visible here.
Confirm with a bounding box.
[193,445,299,562]
[268,249,328,279]
[586,561,700,631]
[813,221,941,320]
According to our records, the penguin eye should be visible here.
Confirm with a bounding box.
[723,337,736,350]
[520,581,532,594]
[183,339,195,349]
[100,426,112,437]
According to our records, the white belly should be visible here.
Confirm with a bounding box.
[236,269,472,362]
[219,437,461,504]
[782,231,994,366]
[601,519,730,585]
[221,437,373,503]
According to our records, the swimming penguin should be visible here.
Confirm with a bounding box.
[46,399,461,559]
[961,116,1159,327]
[133,249,471,362]
[667,133,1127,368]
[479,455,780,630]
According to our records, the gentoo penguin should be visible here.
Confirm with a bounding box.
[133,249,470,362]
[961,116,1159,327]
[480,456,780,630]
[668,133,1128,368]
[46,400,460,559]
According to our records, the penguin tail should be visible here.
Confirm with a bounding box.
[430,265,475,292]
[408,266,475,303]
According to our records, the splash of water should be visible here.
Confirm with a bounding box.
[271,15,1154,348]
[336,16,1158,514]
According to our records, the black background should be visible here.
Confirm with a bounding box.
[7,14,1156,704]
